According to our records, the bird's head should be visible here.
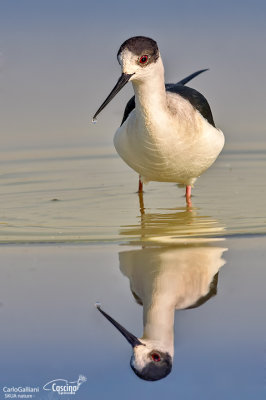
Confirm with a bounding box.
[96,304,172,381]
[92,36,160,121]
[117,36,160,80]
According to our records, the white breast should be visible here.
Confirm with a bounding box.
[114,93,224,186]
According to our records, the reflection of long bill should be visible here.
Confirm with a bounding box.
[95,303,144,348]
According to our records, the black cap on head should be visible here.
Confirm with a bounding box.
[117,36,159,62]
[92,37,159,121]
[130,351,172,381]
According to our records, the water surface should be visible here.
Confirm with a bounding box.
[0,143,265,399]
[1,142,266,243]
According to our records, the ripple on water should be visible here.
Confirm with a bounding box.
[0,143,266,244]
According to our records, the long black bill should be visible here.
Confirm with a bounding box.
[92,73,134,121]
[96,304,144,347]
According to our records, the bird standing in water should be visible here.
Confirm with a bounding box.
[93,36,224,205]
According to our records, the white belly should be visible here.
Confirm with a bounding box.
[114,108,224,186]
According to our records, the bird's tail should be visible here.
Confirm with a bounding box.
[177,69,209,86]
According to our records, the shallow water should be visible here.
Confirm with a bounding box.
[0,143,266,398]
[1,142,266,243]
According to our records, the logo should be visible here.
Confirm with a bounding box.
[43,375,87,395]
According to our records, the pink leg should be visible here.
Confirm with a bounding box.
[138,176,143,193]
[186,185,192,207]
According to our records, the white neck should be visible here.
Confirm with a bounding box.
[132,57,167,123]
[141,290,175,356]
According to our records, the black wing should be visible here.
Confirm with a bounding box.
[166,85,215,127]
[120,69,215,128]
[121,96,136,126]
[166,68,208,87]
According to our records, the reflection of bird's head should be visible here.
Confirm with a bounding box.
[96,304,172,381]
[131,341,172,381]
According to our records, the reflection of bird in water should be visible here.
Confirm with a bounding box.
[121,192,226,245]
[97,245,226,381]
[92,36,224,205]
[96,201,227,381]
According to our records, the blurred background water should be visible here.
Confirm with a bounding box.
[0,0,266,151]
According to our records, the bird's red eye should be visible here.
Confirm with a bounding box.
[151,353,161,362]
[139,55,149,64]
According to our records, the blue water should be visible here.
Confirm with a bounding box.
[0,144,266,399]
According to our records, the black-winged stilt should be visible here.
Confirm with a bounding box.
[93,36,224,205]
